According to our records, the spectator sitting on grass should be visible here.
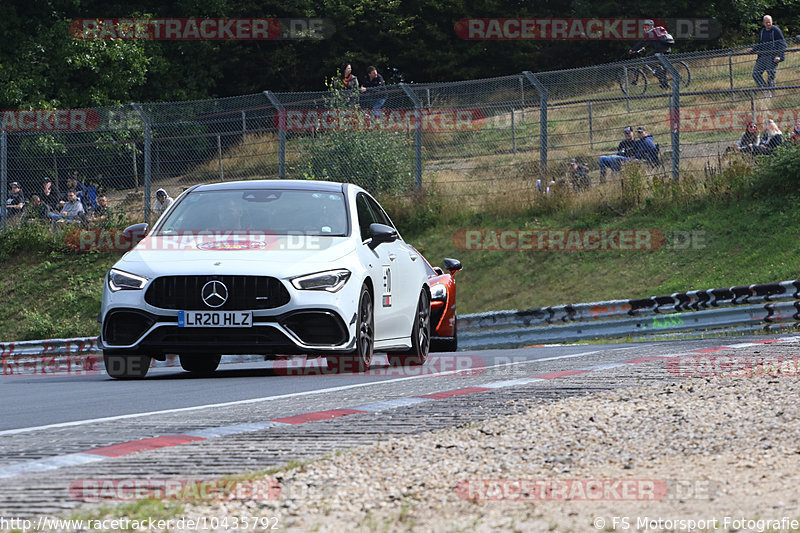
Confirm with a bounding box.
[5,181,25,219]
[91,194,111,224]
[24,194,53,223]
[732,121,760,153]
[153,188,174,218]
[634,126,660,166]
[598,126,638,182]
[754,119,783,154]
[40,177,60,213]
[790,121,800,144]
[567,158,590,191]
[58,190,86,223]
[60,175,88,210]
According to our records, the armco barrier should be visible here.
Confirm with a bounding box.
[0,337,264,376]
[458,280,800,349]
[3,280,800,370]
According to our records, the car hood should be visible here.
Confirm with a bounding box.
[115,234,356,277]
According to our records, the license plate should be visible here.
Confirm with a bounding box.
[178,310,253,328]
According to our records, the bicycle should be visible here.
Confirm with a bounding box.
[618,50,691,96]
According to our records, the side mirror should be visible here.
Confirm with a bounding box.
[443,258,462,276]
[122,223,149,245]
[368,223,398,249]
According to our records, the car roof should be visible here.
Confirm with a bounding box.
[192,179,347,193]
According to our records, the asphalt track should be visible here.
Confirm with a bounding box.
[0,335,789,518]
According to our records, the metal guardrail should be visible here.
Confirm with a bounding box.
[3,280,800,370]
[459,280,800,349]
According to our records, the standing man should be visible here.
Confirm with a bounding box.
[360,66,387,115]
[750,15,786,91]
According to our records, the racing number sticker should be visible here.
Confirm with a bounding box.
[382,265,392,307]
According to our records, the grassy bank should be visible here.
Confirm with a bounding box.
[1,148,798,342]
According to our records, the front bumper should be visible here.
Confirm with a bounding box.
[100,307,355,355]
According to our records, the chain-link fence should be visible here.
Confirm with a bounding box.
[3,42,800,227]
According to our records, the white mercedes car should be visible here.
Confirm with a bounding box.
[100,180,431,379]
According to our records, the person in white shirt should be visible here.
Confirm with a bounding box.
[152,188,174,218]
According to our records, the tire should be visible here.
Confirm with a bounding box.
[104,352,151,379]
[619,67,647,96]
[390,289,431,366]
[327,284,373,373]
[179,354,221,374]
[433,315,458,353]
[673,61,691,89]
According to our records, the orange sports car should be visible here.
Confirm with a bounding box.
[419,253,462,352]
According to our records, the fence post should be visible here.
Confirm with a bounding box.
[132,141,138,188]
[1,130,6,229]
[217,135,224,180]
[728,53,735,101]
[588,100,594,149]
[242,110,247,135]
[264,91,285,179]
[656,54,680,180]
[400,83,423,190]
[519,75,525,120]
[511,109,517,155]
[523,71,548,179]
[131,103,152,224]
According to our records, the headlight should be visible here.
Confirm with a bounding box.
[108,269,148,292]
[431,283,447,301]
[291,269,351,292]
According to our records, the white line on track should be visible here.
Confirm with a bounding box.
[0,348,627,436]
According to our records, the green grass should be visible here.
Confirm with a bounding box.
[408,193,800,313]
[1,150,798,340]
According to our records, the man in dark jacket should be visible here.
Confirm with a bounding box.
[598,126,639,182]
[360,66,387,116]
[635,126,660,166]
[750,15,786,90]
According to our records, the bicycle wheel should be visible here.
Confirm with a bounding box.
[673,61,691,88]
[660,62,691,90]
[619,67,647,96]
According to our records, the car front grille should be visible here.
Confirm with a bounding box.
[145,275,290,310]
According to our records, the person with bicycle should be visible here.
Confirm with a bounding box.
[629,19,673,89]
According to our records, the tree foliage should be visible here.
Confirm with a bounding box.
[0,0,797,108]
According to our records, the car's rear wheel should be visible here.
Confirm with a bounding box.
[390,289,431,366]
[179,354,221,374]
[104,352,151,379]
[327,284,373,373]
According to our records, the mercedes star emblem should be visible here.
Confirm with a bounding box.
[201,280,228,308]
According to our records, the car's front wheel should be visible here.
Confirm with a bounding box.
[327,284,374,373]
[390,289,431,366]
[179,354,221,374]
[104,352,151,379]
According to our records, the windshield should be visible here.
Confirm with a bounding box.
[154,189,349,236]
